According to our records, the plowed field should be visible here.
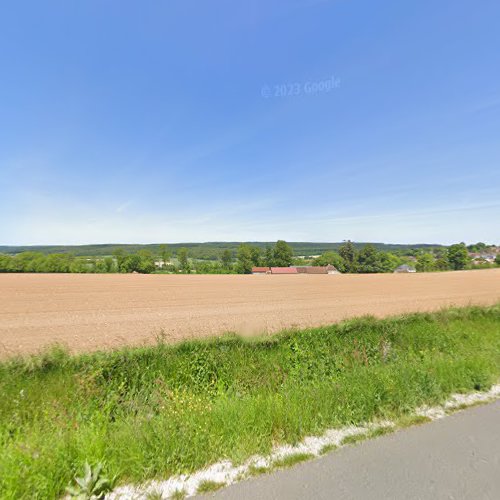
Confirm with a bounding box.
[1,269,498,357]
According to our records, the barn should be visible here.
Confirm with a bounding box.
[270,267,299,274]
[295,265,340,274]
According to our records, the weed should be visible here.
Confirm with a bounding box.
[319,443,338,455]
[368,426,395,438]
[341,433,368,446]
[248,464,269,476]
[146,489,164,500]
[272,453,314,468]
[197,480,226,493]
[170,489,187,500]
[397,414,432,428]
[65,462,115,499]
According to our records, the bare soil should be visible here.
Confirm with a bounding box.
[0,269,499,358]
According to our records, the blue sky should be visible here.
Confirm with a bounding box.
[1,0,499,245]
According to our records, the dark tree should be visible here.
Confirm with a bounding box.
[159,244,171,269]
[221,249,232,269]
[236,244,254,274]
[447,243,469,270]
[177,247,190,272]
[113,249,126,272]
[273,240,293,267]
[356,244,382,273]
[339,240,357,272]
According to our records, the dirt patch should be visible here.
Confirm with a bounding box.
[0,269,498,358]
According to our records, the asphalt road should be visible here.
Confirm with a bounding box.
[203,401,500,500]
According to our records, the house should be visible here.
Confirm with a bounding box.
[482,254,496,263]
[295,265,340,274]
[325,264,340,274]
[251,266,271,275]
[469,251,497,263]
[154,259,173,269]
[255,265,341,275]
[270,267,298,274]
[394,264,416,273]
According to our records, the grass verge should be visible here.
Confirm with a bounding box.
[0,304,499,498]
[272,452,314,469]
[196,480,225,494]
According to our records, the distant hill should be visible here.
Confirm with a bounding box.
[0,242,445,259]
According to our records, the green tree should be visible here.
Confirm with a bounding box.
[356,244,382,273]
[94,259,107,273]
[250,246,262,266]
[264,246,274,267]
[159,244,171,270]
[177,247,190,273]
[137,250,155,273]
[69,259,88,273]
[447,243,469,270]
[122,254,141,273]
[313,251,346,272]
[416,253,436,272]
[103,257,115,273]
[221,249,232,270]
[273,240,293,267]
[378,252,402,273]
[236,244,254,274]
[495,254,500,266]
[467,242,487,253]
[113,249,126,272]
[15,252,44,272]
[0,254,14,272]
[435,256,450,271]
[339,240,357,272]
[42,254,72,273]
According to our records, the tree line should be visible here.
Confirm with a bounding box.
[312,241,499,273]
[0,245,233,275]
[0,241,497,274]
[233,241,486,274]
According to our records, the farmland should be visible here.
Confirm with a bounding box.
[1,269,499,358]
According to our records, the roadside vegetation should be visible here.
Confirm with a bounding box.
[1,305,499,498]
[0,240,498,275]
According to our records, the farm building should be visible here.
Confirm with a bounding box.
[251,267,271,274]
[394,264,416,273]
[270,267,299,274]
[296,265,340,274]
[253,265,340,275]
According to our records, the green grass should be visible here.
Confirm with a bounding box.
[1,304,499,498]
[341,425,396,447]
[169,489,186,500]
[197,480,226,493]
[340,433,368,446]
[272,453,314,469]
[368,426,395,438]
[319,443,338,455]
[146,490,166,500]
[396,414,432,428]
[247,464,269,476]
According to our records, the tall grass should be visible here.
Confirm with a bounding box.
[1,305,499,498]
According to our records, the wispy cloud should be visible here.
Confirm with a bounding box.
[115,201,133,214]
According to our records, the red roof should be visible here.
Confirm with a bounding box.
[295,266,338,274]
[271,267,298,274]
[252,267,270,273]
